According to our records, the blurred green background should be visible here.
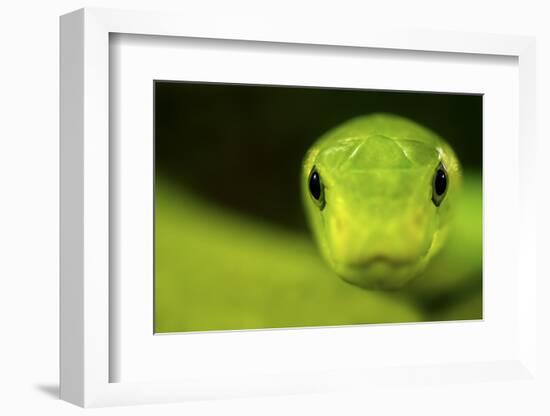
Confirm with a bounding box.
[154,82,482,333]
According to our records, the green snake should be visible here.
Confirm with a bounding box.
[155,113,482,332]
[302,113,463,290]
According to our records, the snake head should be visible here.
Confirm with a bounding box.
[302,114,461,290]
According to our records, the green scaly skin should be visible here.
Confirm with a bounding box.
[302,113,468,290]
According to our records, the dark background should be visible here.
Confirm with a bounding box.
[155,82,482,231]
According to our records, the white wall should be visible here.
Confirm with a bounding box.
[1,1,548,414]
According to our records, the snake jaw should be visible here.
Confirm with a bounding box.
[332,256,432,290]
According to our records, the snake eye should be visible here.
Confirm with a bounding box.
[432,163,448,207]
[308,168,325,209]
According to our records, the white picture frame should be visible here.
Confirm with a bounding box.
[60,7,539,408]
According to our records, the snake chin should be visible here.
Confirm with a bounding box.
[332,258,427,290]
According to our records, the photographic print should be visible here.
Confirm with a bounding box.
[154,82,482,333]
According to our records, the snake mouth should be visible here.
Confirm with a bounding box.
[346,255,414,269]
[332,256,425,290]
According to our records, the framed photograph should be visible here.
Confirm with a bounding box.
[60,8,539,408]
